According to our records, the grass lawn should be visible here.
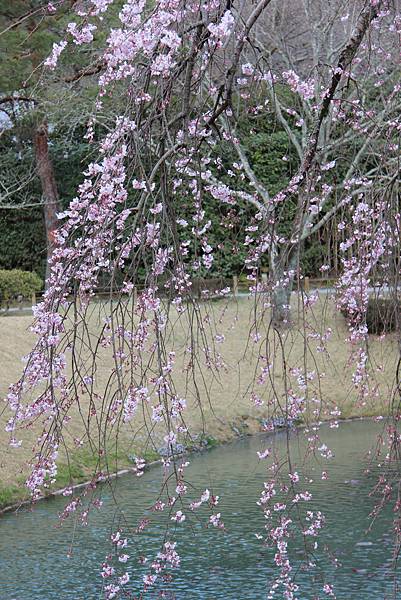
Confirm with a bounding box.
[0,293,398,509]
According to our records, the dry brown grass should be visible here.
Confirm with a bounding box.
[0,294,398,504]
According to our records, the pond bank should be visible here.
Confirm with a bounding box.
[0,413,266,513]
[0,414,380,515]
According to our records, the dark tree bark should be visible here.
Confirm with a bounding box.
[34,122,61,285]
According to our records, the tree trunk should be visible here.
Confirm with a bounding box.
[272,279,292,326]
[34,122,61,285]
[270,251,298,328]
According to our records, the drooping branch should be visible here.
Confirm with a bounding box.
[222,118,271,206]
[64,61,105,83]
[207,0,274,128]
[265,84,304,159]
[0,95,37,106]
[277,1,383,205]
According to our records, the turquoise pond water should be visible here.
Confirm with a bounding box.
[0,420,399,599]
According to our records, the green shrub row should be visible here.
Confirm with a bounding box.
[0,269,42,307]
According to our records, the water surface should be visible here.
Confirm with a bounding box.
[0,420,399,599]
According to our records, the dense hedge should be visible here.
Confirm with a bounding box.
[0,208,46,277]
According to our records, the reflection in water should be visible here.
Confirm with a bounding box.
[0,420,399,599]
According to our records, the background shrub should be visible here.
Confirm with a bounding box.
[0,269,42,308]
[366,297,400,334]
